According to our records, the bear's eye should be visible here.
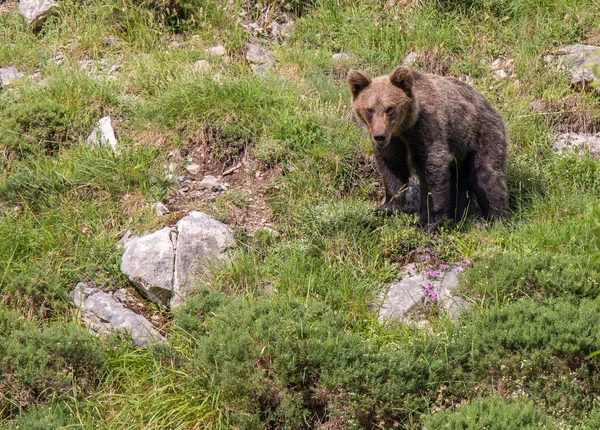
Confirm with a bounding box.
[366,108,374,116]
[385,107,395,115]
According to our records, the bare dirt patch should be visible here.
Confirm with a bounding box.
[165,126,281,233]
[530,94,600,134]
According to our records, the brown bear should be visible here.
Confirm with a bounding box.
[347,66,508,229]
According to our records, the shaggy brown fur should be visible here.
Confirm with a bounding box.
[348,66,508,228]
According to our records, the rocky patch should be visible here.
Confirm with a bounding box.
[555,44,600,91]
[73,282,165,348]
[120,211,235,309]
[378,260,468,327]
[0,66,24,88]
[552,132,600,158]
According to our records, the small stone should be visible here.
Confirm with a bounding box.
[168,149,183,162]
[18,0,56,28]
[259,226,280,238]
[186,163,201,175]
[402,51,419,67]
[494,69,508,79]
[199,175,225,192]
[528,100,543,112]
[245,43,275,65]
[87,117,119,154]
[490,58,514,80]
[271,21,295,39]
[253,64,271,74]
[207,45,227,56]
[332,53,350,61]
[155,202,170,217]
[112,288,130,304]
[0,66,24,88]
[193,60,210,72]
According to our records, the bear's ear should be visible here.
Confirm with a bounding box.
[347,70,371,99]
[390,66,413,94]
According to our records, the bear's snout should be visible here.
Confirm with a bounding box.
[373,133,386,143]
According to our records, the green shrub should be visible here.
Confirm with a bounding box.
[422,396,557,430]
[0,99,70,156]
[175,290,455,428]
[452,299,600,418]
[0,312,105,420]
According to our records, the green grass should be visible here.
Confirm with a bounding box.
[1,0,600,427]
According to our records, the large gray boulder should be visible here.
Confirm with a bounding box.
[121,227,177,307]
[18,0,56,28]
[73,282,165,348]
[121,211,234,309]
[171,212,235,308]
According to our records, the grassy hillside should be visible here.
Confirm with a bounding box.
[1,0,600,428]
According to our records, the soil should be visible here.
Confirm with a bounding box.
[165,127,281,234]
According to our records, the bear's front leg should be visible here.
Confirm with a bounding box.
[373,138,410,215]
[417,152,453,229]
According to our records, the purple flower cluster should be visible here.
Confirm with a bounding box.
[414,248,472,303]
[424,282,438,301]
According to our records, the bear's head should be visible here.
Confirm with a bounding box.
[347,66,416,147]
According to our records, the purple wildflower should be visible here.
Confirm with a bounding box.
[425,268,440,279]
[424,282,438,302]
[439,263,450,271]
[456,266,464,274]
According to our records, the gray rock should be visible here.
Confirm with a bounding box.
[271,21,295,40]
[402,51,419,67]
[18,0,56,28]
[378,275,426,324]
[155,202,170,217]
[73,282,165,348]
[437,269,465,320]
[199,175,226,192]
[0,66,24,88]
[552,132,600,158]
[186,163,201,175]
[556,44,600,89]
[171,211,235,308]
[78,58,121,79]
[120,212,235,309]
[332,52,350,61]
[192,60,210,72]
[490,58,514,80]
[87,117,119,154]
[207,45,227,56]
[245,43,275,65]
[378,266,466,326]
[120,227,176,307]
